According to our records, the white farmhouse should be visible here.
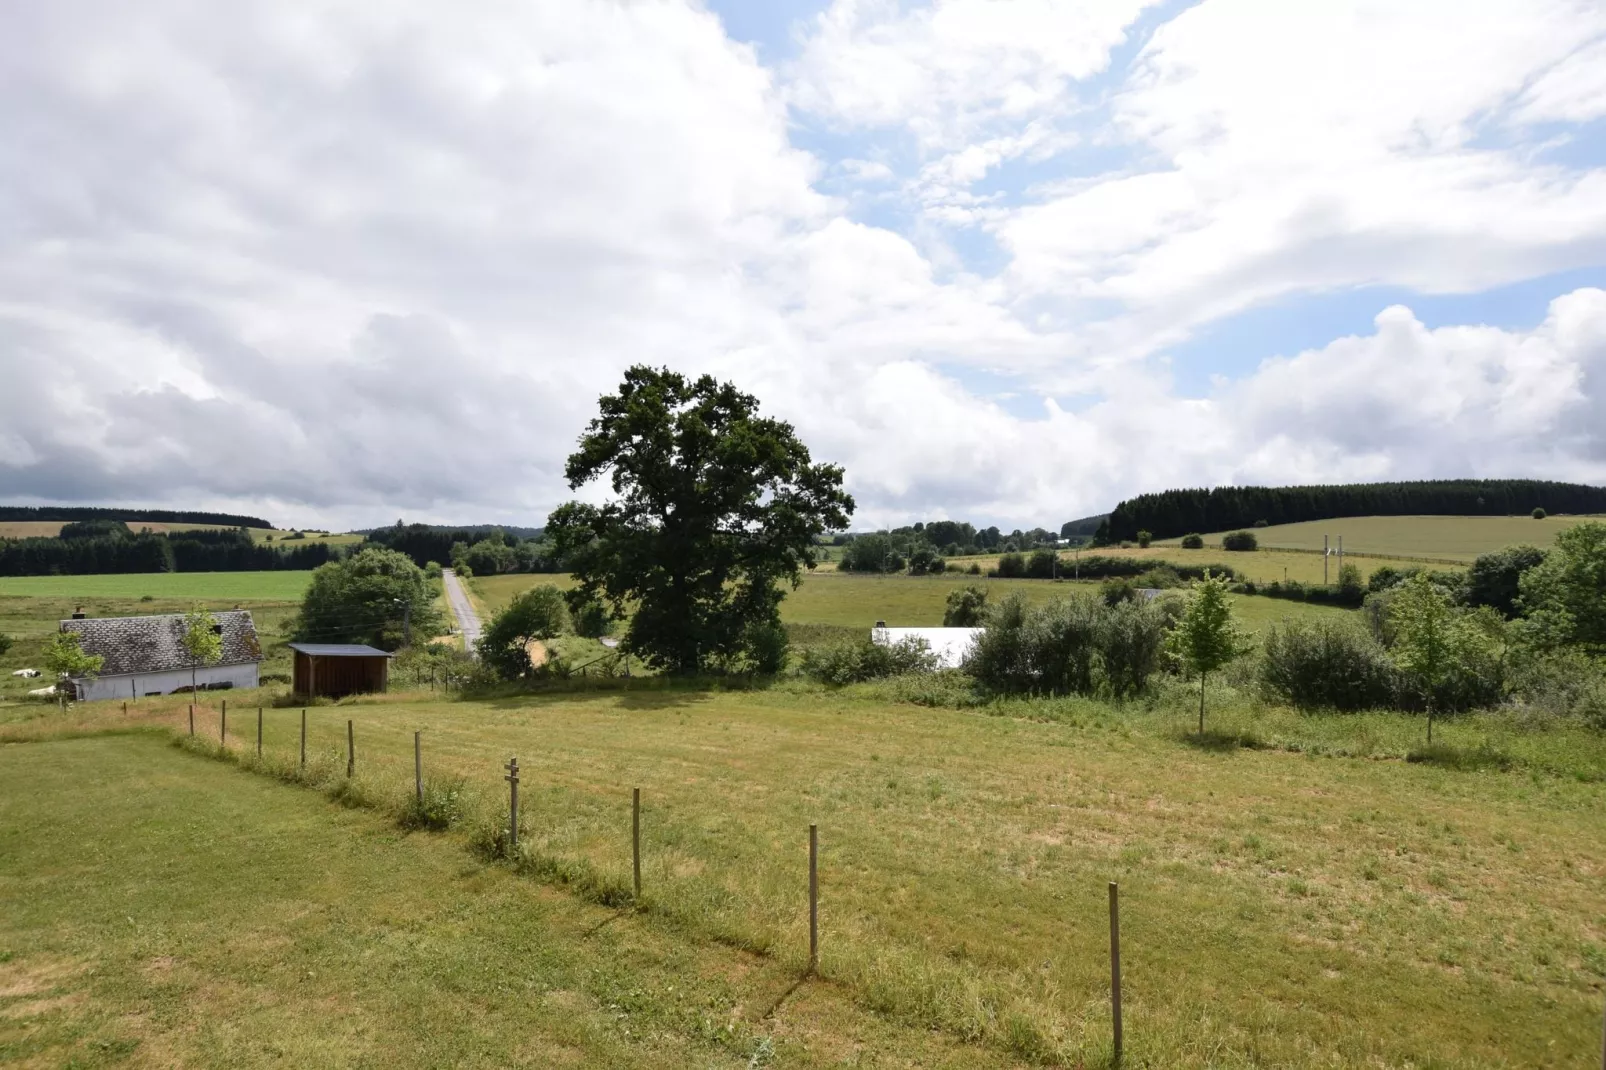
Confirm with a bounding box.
[60,611,263,702]
[870,625,982,669]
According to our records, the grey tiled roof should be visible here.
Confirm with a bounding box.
[60,611,263,676]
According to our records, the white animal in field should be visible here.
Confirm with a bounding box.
[12,668,41,678]
[27,685,57,697]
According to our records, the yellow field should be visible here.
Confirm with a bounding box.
[1155,514,1602,561]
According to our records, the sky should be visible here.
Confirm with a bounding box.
[2,0,1606,532]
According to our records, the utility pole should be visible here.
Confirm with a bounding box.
[1324,534,1330,586]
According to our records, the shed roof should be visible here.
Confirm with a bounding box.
[288,643,394,658]
[61,611,262,677]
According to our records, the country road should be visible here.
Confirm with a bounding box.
[441,568,482,654]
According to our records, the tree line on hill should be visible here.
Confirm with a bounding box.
[833,521,1065,573]
[362,523,563,575]
[0,505,270,528]
[0,523,338,576]
[1096,479,1606,543]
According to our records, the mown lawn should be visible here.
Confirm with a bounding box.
[8,684,1603,1067]
[0,733,1011,1068]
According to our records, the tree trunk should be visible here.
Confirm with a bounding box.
[1198,671,1206,735]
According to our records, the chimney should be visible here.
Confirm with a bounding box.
[71,606,86,619]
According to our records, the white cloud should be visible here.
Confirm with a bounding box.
[2,0,1605,533]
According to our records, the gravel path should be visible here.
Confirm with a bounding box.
[441,568,482,655]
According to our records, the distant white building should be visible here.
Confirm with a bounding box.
[870,626,982,669]
[60,611,263,702]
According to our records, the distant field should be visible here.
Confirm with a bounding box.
[1156,514,1603,561]
[0,521,364,545]
[946,545,1442,585]
[0,571,314,601]
[473,569,1354,636]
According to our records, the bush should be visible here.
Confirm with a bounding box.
[1136,530,1152,548]
[1100,577,1136,605]
[1509,648,1606,726]
[943,585,990,626]
[1221,531,1258,551]
[1465,545,1546,618]
[0,632,10,657]
[398,776,469,831]
[965,593,1168,698]
[741,620,790,674]
[1260,618,1396,711]
[1180,533,1204,550]
[802,636,939,685]
[477,585,569,681]
[1533,507,1547,520]
[967,562,981,575]
[994,552,1027,579]
[570,594,614,639]
[1252,519,1269,528]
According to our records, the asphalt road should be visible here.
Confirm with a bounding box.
[441,568,482,654]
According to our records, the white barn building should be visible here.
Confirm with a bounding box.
[61,611,263,702]
[870,625,983,669]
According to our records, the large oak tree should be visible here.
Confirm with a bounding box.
[546,366,853,674]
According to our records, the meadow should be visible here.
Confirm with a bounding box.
[948,545,1452,584]
[1155,514,1603,561]
[3,682,1603,1068]
[0,521,364,545]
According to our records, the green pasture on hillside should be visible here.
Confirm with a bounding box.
[5,687,1604,1067]
[947,545,1450,585]
[0,570,315,602]
[1157,514,1603,561]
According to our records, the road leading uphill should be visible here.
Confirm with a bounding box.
[441,568,482,655]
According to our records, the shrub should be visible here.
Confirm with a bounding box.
[943,585,990,626]
[965,592,1168,698]
[1252,519,1269,528]
[398,776,469,831]
[1260,617,1396,711]
[1465,545,1546,618]
[994,552,1027,578]
[570,594,614,639]
[1532,507,1547,520]
[967,562,981,575]
[741,620,790,674]
[0,632,10,657]
[1135,565,1183,590]
[802,636,939,685]
[1100,577,1136,605]
[1509,648,1606,726]
[1221,531,1258,551]
[477,585,570,681]
[1136,530,1152,548]
[1337,563,1363,594]
[1180,533,1204,550]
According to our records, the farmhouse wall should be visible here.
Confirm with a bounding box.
[76,662,261,702]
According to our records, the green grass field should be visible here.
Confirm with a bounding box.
[0,521,365,545]
[1157,514,1604,561]
[5,686,1604,1067]
[0,571,315,601]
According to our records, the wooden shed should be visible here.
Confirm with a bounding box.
[289,643,393,699]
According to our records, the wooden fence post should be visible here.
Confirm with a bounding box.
[256,707,263,759]
[299,709,306,769]
[188,706,194,736]
[346,719,354,778]
[220,703,226,743]
[414,731,423,805]
[808,823,819,973]
[504,757,520,853]
[1109,882,1123,1064]
[632,787,642,902]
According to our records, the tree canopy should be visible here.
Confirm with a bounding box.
[292,547,443,650]
[1518,521,1606,653]
[1166,571,1250,732]
[546,366,853,674]
[477,585,570,681]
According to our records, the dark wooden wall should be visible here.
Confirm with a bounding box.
[294,652,389,698]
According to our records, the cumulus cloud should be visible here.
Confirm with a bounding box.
[1,0,1605,531]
